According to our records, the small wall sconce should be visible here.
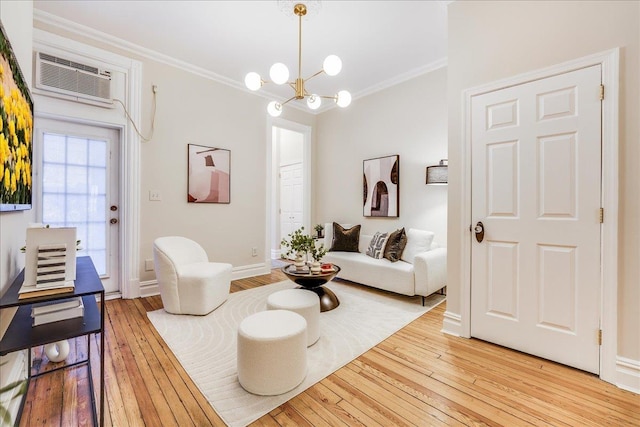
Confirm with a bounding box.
[426,159,448,185]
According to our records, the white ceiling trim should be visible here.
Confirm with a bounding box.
[34,8,447,115]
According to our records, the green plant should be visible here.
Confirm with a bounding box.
[314,224,324,233]
[309,243,327,262]
[280,227,313,258]
[0,361,27,426]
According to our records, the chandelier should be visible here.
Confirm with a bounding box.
[244,2,352,117]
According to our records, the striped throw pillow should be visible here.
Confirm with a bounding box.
[366,232,389,259]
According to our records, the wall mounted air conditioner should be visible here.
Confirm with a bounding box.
[35,52,114,107]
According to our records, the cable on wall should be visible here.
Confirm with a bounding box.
[113,84,157,142]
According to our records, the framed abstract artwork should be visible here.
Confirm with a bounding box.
[187,144,230,204]
[0,21,34,211]
[363,154,399,217]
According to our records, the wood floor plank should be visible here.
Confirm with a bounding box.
[16,271,639,426]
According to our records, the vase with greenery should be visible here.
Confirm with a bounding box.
[281,227,313,269]
[314,224,324,239]
[309,243,328,273]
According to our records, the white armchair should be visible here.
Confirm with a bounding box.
[153,236,232,315]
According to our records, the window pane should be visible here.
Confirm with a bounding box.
[88,167,106,195]
[42,164,65,193]
[42,194,64,223]
[67,166,87,193]
[67,137,88,165]
[66,195,88,222]
[43,133,66,163]
[88,140,107,167]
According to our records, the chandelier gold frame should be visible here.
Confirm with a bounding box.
[244,2,351,116]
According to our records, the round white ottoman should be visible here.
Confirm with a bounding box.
[267,289,320,346]
[237,309,308,395]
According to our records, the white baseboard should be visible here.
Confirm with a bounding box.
[441,310,463,337]
[139,262,271,298]
[616,356,640,394]
[0,351,28,425]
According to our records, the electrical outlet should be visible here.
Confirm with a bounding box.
[252,247,258,257]
[149,190,161,201]
[145,259,154,271]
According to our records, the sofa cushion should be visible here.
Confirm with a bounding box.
[383,228,407,262]
[401,228,435,264]
[366,232,389,259]
[322,251,416,296]
[330,223,361,252]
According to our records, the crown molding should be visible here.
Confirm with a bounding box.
[34,9,448,116]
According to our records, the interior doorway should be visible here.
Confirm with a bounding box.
[268,119,311,262]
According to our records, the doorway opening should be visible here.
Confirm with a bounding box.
[267,119,311,264]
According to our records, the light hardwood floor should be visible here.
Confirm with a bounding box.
[18,269,640,426]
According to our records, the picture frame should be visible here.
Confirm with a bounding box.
[363,154,399,217]
[0,21,34,212]
[187,144,230,204]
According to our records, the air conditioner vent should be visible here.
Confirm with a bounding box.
[35,52,113,106]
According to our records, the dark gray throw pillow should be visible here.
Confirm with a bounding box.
[383,227,407,262]
[330,223,361,252]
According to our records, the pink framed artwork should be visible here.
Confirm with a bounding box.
[187,144,230,204]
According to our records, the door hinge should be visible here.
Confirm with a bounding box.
[599,84,605,100]
[599,208,604,223]
[598,329,603,345]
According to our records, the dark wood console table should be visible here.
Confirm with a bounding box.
[0,256,104,426]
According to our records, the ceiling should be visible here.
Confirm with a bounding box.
[33,1,449,113]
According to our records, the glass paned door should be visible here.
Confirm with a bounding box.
[36,119,120,294]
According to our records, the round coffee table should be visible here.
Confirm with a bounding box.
[281,264,341,312]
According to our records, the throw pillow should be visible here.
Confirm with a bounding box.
[383,228,407,262]
[330,222,361,252]
[400,228,435,264]
[366,232,389,259]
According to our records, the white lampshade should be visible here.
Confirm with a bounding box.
[244,72,262,91]
[323,55,342,76]
[307,95,322,110]
[335,90,352,108]
[267,101,283,117]
[269,63,290,85]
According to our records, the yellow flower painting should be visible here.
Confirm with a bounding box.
[0,22,33,211]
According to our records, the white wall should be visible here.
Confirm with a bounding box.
[315,67,448,245]
[447,0,639,364]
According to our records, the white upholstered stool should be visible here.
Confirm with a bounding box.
[237,310,308,395]
[267,289,320,346]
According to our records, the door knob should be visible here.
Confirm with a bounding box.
[110,205,118,211]
[110,218,118,224]
[474,221,484,243]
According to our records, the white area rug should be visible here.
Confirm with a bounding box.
[147,280,445,427]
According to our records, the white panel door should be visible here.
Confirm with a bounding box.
[280,163,303,258]
[471,65,602,373]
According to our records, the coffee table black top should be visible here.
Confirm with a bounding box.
[281,264,341,289]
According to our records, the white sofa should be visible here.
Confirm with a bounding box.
[321,223,446,302]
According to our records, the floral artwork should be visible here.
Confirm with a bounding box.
[0,22,33,211]
[363,155,399,217]
[187,144,230,204]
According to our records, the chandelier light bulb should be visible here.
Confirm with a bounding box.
[323,55,342,76]
[307,94,322,110]
[336,90,352,108]
[269,63,290,85]
[267,101,283,117]
[244,72,262,91]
